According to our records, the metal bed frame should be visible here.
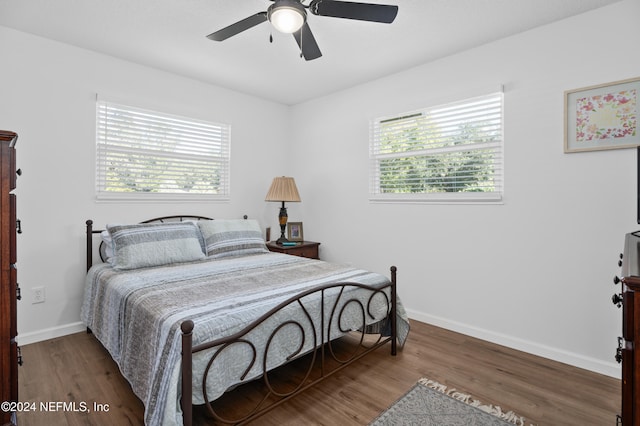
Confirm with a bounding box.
[85,216,397,425]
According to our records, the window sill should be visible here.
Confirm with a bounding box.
[95,193,230,203]
[369,193,503,205]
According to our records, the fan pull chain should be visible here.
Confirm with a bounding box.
[299,26,304,59]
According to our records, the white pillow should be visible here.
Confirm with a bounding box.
[100,229,115,263]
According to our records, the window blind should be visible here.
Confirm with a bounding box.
[370,93,503,202]
[96,100,230,201]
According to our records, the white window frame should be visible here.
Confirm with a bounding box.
[95,99,230,202]
[369,92,504,204]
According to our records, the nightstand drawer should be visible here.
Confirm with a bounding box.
[289,246,318,259]
[267,241,320,260]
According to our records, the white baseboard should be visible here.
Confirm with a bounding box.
[407,308,621,379]
[16,322,86,346]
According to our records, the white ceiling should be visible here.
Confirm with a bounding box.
[0,0,621,105]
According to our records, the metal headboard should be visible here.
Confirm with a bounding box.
[85,215,248,272]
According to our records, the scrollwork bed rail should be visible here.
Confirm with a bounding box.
[180,268,397,426]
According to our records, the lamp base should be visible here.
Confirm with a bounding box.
[276,236,289,245]
[277,202,288,245]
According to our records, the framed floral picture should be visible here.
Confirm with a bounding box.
[287,222,303,242]
[564,77,640,153]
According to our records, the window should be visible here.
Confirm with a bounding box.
[370,92,503,203]
[96,99,230,201]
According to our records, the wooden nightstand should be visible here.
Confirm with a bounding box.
[266,241,320,260]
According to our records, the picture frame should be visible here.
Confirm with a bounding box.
[564,77,640,153]
[287,222,303,242]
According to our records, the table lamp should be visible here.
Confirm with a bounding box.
[265,176,301,244]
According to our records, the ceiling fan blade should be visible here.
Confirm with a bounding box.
[310,0,398,23]
[206,12,268,41]
[293,22,322,61]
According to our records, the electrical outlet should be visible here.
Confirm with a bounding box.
[32,286,45,304]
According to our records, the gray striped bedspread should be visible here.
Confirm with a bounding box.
[80,252,409,425]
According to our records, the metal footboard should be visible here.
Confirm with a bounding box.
[181,266,397,426]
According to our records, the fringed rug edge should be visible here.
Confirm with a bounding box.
[417,377,535,426]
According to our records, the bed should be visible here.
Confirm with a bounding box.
[81,215,409,425]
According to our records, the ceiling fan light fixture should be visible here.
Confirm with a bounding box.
[208,0,399,61]
[268,1,307,34]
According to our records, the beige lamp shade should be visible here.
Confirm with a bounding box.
[265,176,301,202]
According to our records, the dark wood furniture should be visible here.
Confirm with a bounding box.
[266,241,320,259]
[616,232,640,425]
[0,131,19,426]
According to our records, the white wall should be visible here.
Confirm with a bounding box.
[0,26,291,343]
[289,0,640,377]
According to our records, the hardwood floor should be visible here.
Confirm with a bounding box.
[17,320,620,425]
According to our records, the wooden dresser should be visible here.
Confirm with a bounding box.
[0,130,19,426]
[616,232,640,425]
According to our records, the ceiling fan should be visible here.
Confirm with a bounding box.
[206,0,399,61]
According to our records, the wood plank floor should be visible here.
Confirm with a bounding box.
[17,320,620,425]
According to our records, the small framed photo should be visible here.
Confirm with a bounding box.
[564,77,640,153]
[287,222,303,242]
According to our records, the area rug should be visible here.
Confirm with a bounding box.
[369,378,529,426]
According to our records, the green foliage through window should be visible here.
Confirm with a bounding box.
[96,100,230,200]
[370,93,503,201]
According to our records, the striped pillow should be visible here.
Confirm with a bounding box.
[198,219,268,258]
[107,222,205,270]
